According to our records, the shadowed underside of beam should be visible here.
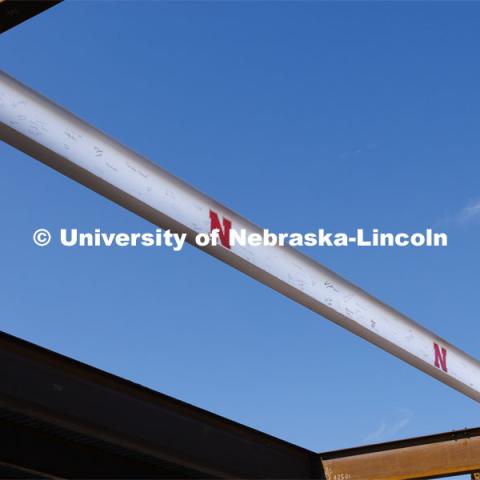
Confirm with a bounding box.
[0,0,62,34]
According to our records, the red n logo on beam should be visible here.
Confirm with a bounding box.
[209,210,232,249]
[433,342,448,372]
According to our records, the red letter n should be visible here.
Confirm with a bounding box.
[209,210,232,249]
[433,342,448,372]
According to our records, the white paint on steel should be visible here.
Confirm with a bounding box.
[1,71,479,402]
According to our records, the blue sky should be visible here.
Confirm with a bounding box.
[1,0,479,461]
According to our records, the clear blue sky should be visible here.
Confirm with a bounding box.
[1,0,479,461]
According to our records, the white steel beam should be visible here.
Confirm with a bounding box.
[1,71,479,402]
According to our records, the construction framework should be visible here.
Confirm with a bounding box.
[1,2,479,478]
[1,332,479,479]
[1,49,479,404]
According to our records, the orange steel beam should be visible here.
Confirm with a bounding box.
[320,428,480,480]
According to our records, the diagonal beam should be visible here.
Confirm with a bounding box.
[1,70,479,402]
[0,1,62,34]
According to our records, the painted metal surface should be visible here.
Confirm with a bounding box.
[1,70,479,402]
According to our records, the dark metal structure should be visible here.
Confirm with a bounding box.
[1,331,480,479]
[0,0,62,34]
[0,332,319,479]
